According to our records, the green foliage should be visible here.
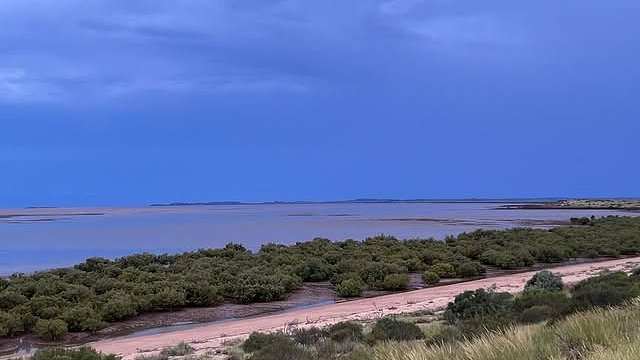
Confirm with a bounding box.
[0,291,28,310]
[383,273,409,291]
[0,311,20,337]
[570,271,640,311]
[422,271,440,285]
[512,289,570,318]
[429,263,457,278]
[1,216,640,340]
[375,300,640,360]
[517,305,554,324]
[336,279,363,297]
[62,305,104,332]
[369,318,424,342]
[34,319,68,341]
[101,293,137,321]
[296,259,333,282]
[456,261,486,277]
[328,321,364,343]
[242,332,291,353]
[444,289,514,324]
[524,270,563,293]
[250,339,310,360]
[291,327,326,346]
[33,347,118,360]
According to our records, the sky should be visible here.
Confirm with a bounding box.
[0,0,639,207]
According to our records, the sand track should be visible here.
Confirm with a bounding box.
[91,257,640,358]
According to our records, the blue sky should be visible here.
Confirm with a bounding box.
[1,0,638,206]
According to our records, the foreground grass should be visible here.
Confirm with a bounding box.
[375,301,640,360]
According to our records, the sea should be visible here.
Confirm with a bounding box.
[0,202,635,275]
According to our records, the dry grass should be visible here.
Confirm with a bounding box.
[375,300,640,360]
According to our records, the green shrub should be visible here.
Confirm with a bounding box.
[524,271,563,293]
[422,271,440,285]
[34,319,68,341]
[359,262,404,289]
[457,309,516,335]
[444,289,514,324]
[183,282,223,307]
[424,324,463,345]
[518,305,553,324]
[33,347,118,360]
[249,339,310,360]
[242,332,290,353]
[382,274,409,291]
[369,318,424,342]
[297,259,333,282]
[101,294,137,321]
[456,261,486,277]
[0,291,28,310]
[570,271,640,311]
[291,327,326,346]
[328,321,364,343]
[62,305,104,332]
[513,289,569,318]
[336,279,363,297]
[429,263,457,278]
[0,311,20,337]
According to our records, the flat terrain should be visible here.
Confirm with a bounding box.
[91,257,640,359]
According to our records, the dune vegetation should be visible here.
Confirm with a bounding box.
[231,270,640,360]
[374,302,640,360]
[1,216,640,340]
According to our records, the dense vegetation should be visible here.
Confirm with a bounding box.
[1,216,639,340]
[236,270,640,360]
[376,301,640,360]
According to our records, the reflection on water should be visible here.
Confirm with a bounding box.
[0,202,634,274]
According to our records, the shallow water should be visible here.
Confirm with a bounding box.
[0,202,633,274]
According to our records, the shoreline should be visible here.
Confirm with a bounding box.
[0,256,627,357]
[88,256,640,359]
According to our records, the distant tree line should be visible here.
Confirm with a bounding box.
[1,216,639,340]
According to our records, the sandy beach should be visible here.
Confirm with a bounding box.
[91,257,640,359]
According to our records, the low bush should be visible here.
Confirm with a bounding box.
[34,319,68,341]
[33,347,118,360]
[422,271,440,285]
[328,321,364,343]
[249,337,309,360]
[444,289,514,324]
[518,305,554,324]
[429,263,457,278]
[524,270,563,293]
[242,332,290,353]
[336,279,363,297]
[456,261,486,277]
[291,327,326,346]
[570,271,640,311]
[382,274,409,291]
[369,318,424,342]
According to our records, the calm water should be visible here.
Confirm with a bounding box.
[0,202,634,274]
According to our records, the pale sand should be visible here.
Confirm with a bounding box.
[91,257,640,359]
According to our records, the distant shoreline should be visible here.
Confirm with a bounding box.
[498,199,640,211]
[149,198,562,207]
